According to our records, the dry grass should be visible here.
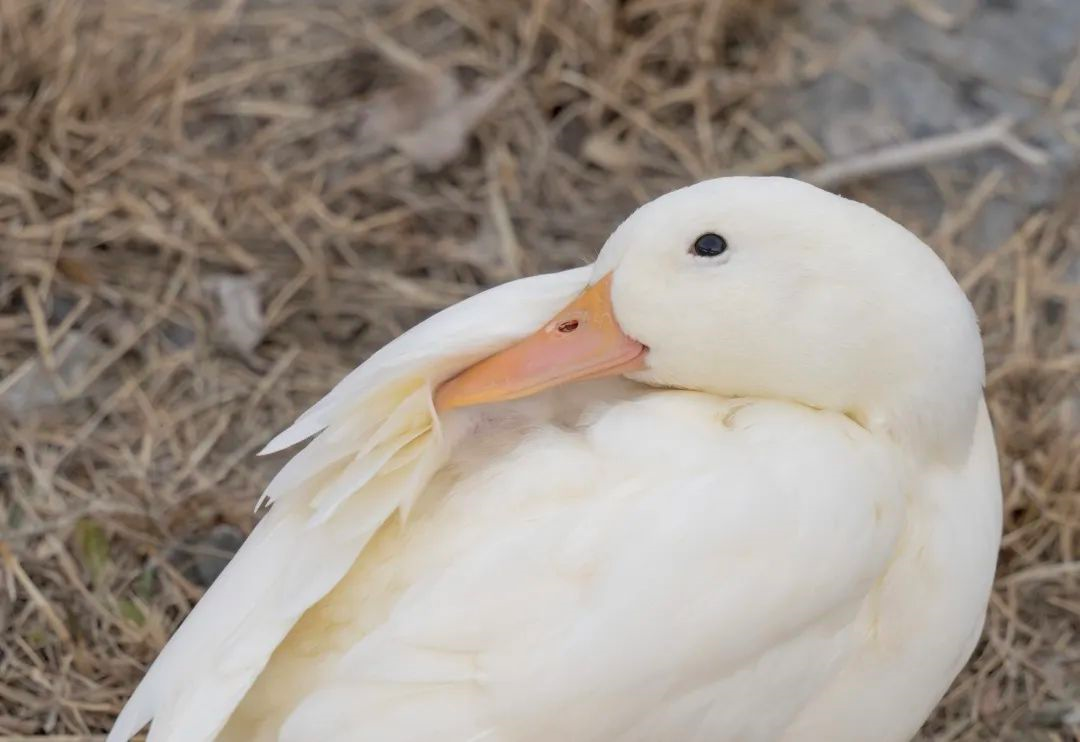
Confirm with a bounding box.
[0,0,1077,739]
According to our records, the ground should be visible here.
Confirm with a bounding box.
[1,0,1078,739]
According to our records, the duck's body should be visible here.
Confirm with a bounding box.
[223,390,998,742]
[111,177,1001,742]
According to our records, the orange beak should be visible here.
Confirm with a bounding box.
[435,274,647,411]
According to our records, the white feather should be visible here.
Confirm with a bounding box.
[108,267,591,742]
[259,267,592,460]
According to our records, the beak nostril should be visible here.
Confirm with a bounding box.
[557,319,580,334]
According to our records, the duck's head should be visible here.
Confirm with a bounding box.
[437,177,985,461]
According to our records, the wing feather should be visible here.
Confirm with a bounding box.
[108,267,592,742]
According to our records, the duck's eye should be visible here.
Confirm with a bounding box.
[691,232,728,257]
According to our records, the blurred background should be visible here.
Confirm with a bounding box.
[1,0,1078,738]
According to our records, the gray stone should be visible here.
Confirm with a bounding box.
[763,0,1079,254]
[0,331,106,415]
[838,0,898,21]
[186,524,247,588]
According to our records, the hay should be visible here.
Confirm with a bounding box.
[0,0,1077,739]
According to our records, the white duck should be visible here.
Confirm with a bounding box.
[110,177,1001,742]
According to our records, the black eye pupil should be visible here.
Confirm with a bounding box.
[692,233,727,257]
